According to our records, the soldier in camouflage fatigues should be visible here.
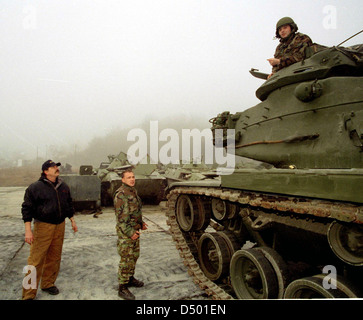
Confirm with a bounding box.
[268,17,313,78]
[114,169,147,300]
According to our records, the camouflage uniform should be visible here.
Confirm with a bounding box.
[114,182,143,285]
[272,32,313,74]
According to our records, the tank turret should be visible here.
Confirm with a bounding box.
[211,44,363,170]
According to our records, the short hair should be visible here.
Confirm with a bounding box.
[121,168,133,178]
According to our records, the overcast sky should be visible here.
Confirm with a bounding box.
[1,0,362,161]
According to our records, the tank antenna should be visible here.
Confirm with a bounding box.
[337,29,363,47]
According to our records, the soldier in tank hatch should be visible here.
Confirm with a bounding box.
[267,17,313,79]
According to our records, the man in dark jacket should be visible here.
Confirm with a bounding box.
[21,160,78,300]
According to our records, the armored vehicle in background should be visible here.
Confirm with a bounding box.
[97,151,166,206]
[60,165,101,212]
[163,162,219,187]
[166,43,363,299]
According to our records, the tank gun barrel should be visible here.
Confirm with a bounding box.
[106,164,133,172]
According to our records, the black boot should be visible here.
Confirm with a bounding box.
[128,276,144,287]
[118,284,135,300]
[41,286,60,295]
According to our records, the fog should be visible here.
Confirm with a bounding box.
[1,0,362,167]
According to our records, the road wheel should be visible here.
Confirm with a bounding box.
[230,248,278,299]
[198,232,231,281]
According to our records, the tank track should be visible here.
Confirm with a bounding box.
[165,186,363,300]
[166,188,234,300]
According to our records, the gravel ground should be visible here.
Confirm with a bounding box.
[0,187,208,301]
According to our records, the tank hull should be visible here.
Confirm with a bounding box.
[134,175,167,204]
[60,174,101,211]
[221,168,363,204]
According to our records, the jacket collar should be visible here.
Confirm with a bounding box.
[280,32,296,44]
[39,175,63,189]
[121,182,136,192]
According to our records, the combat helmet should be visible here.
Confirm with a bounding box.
[275,17,298,38]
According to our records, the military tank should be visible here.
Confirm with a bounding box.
[165,43,363,299]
